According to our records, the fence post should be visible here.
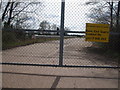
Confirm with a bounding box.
[59,0,65,66]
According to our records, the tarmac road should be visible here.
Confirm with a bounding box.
[2,38,119,88]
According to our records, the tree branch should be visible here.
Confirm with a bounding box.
[7,2,15,25]
[11,3,32,19]
[2,1,11,21]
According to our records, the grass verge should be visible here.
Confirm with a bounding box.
[2,37,60,50]
[2,36,74,50]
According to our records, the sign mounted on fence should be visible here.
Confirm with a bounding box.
[85,23,110,42]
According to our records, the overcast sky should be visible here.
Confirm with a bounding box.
[30,0,96,32]
[2,0,118,33]
[2,0,96,32]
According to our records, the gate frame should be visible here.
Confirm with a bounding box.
[1,0,119,69]
[59,0,65,66]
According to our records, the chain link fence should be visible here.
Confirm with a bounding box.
[1,1,120,88]
[62,1,120,67]
[2,1,61,65]
[2,0,120,68]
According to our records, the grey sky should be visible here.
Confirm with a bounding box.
[31,0,95,32]
[2,0,95,32]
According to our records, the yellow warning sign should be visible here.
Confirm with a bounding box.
[85,23,110,42]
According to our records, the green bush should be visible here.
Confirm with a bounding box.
[2,30,17,43]
[108,34,120,51]
[2,30,26,50]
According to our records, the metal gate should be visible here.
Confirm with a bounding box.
[2,0,119,69]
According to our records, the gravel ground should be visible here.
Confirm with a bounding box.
[2,38,119,88]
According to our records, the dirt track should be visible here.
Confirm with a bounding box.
[2,38,119,88]
[2,38,117,66]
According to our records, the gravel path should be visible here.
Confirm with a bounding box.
[2,38,119,88]
[2,38,118,66]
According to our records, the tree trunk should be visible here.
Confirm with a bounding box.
[110,2,113,30]
[7,2,15,26]
[2,1,11,21]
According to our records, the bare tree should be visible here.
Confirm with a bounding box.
[2,0,42,28]
[86,1,120,31]
[39,21,50,30]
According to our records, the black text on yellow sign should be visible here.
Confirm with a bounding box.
[85,23,110,42]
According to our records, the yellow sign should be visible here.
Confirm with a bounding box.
[85,23,110,42]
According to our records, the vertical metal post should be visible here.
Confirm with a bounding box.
[59,0,65,66]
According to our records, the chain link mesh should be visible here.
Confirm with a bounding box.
[2,1,61,65]
[2,1,119,67]
[2,1,119,88]
[62,1,119,67]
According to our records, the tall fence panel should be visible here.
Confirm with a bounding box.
[2,1,62,66]
[2,1,119,68]
[63,1,119,68]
